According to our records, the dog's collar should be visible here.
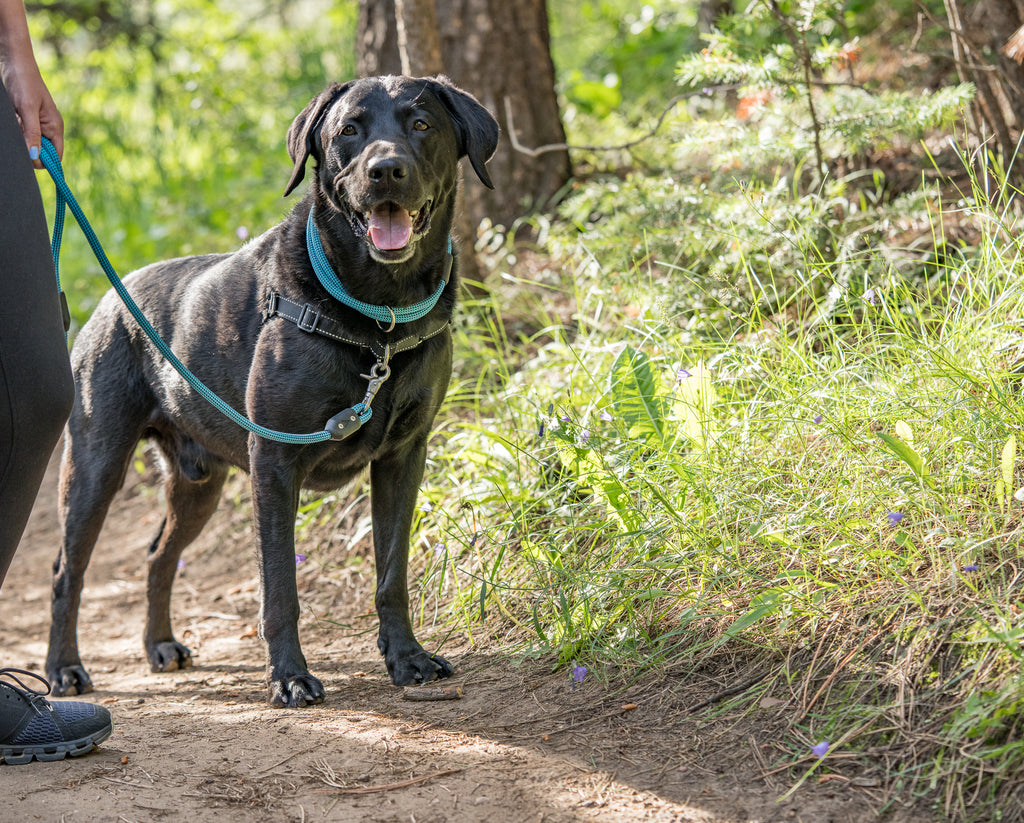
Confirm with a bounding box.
[306,209,452,331]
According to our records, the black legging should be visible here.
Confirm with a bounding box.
[0,82,74,586]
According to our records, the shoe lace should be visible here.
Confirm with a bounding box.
[0,668,54,715]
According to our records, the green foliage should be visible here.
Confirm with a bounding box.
[30,0,357,327]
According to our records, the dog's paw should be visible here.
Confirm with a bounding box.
[268,673,326,708]
[148,640,193,673]
[48,665,94,697]
[386,648,455,686]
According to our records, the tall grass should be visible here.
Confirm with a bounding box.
[378,149,1024,819]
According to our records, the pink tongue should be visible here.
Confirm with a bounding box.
[368,205,413,250]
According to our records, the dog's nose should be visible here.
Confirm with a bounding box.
[367,156,408,183]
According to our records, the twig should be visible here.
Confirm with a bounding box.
[316,762,462,794]
[687,670,771,713]
[504,85,742,158]
[798,629,883,721]
[257,740,327,774]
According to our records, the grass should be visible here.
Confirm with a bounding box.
[344,147,1024,820]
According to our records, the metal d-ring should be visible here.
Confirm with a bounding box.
[376,306,397,333]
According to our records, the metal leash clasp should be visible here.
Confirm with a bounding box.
[358,344,392,410]
[324,345,394,442]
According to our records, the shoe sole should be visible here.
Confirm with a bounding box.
[0,722,113,765]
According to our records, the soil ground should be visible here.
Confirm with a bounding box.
[0,452,938,822]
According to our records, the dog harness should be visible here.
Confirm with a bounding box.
[262,208,454,440]
[263,291,451,439]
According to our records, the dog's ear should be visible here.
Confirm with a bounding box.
[284,82,353,197]
[428,77,500,190]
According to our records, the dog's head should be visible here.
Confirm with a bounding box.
[284,76,499,264]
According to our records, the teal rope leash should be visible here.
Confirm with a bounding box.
[38,137,366,445]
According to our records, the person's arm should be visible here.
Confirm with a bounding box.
[0,0,62,163]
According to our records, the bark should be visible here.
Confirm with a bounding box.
[357,0,570,231]
[945,0,1024,178]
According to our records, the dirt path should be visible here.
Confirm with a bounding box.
[0,453,931,822]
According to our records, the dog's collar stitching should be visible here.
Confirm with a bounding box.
[306,209,452,324]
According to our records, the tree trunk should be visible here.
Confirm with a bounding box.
[356,0,570,232]
[394,0,442,75]
[945,0,1024,180]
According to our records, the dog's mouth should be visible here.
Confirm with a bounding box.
[350,201,432,262]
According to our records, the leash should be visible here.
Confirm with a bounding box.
[36,138,446,445]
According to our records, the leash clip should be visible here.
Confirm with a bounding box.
[359,345,392,410]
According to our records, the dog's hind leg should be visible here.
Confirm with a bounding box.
[143,442,228,673]
[47,411,147,696]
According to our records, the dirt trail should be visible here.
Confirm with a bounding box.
[0,453,930,822]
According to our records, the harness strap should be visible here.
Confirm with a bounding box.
[264,291,451,359]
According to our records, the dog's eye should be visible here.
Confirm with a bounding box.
[341,124,357,136]
[413,119,429,131]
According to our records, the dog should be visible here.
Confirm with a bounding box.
[45,76,499,708]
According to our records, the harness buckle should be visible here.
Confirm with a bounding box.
[264,291,279,321]
[297,303,321,333]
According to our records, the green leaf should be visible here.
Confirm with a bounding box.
[878,432,937,489]
[606,346,668,445]
[1001,435,1016,492]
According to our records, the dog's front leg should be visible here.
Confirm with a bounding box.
[250,445,325,708]
[371,443,455,685]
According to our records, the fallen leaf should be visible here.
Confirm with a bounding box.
[101,697,119,705]
[621,703,638,711]
[759,697,785,708]
[120,756,129,765]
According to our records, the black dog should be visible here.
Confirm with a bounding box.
[45,76,499,708]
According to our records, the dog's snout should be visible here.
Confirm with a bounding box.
[367,155,408,183]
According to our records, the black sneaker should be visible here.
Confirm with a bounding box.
[0,668,112,764]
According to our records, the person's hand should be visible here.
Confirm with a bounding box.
[0,0,63,168]
[1,56,63,167]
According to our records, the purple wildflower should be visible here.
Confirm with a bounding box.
[863,288,876,305]
[571,665,588,687]
[580,429,591,445]
[295,554,307,565]
[177,559,186,571]
[599,411,613,423]
[813,415,823,425]
[235,226,249,241]
[811,741,830,759]
[676,368,691,382]
[886,511,904,527]
[964,564,979,573]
